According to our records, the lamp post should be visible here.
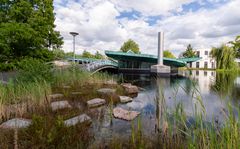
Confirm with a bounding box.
[70,32,79,63]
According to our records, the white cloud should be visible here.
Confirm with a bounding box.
[54,0,240,56]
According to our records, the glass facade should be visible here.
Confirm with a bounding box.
[119,60,155,69]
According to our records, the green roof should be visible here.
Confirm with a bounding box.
[105,50,187,67]
[177,57,202,63]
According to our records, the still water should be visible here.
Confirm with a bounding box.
[91,70,240,143]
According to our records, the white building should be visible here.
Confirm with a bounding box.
[188,49,216,69]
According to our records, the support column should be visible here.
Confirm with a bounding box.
[151,32,171,76]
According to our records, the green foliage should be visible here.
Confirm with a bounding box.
[120,39,140,54]
[164,50,176,58]
[0,0,63,70]
[229,35,240,58]
[17,58,52,82]
[211,44,237,69]
[82,50,94,58]
[94,51,105,59]
[181,44,197,58]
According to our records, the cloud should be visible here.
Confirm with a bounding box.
[54,0,240,56]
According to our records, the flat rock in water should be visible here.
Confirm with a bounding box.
[87,98,106,108]
[105,80,117,85]
[64,114,91,126]
[0,118,32,129]
[113,107,140,121]
[121,83,139,94]
[119,96,133,103]
[97,88,116,95]
[49,93,64,99]
[51,100,71,111]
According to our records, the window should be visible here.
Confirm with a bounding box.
[205,51,208,56]
[204,62,208,68]
[189,62,192,68]
[204,71,208,76]
[196,70,199,76]
[211,62,215,69]
[196,51,200,57]
[196,62,200,68]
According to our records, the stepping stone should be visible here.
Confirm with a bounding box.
[64,114,91,127]
[63,86,71,89]
[87,98,106,108]
[121,83,139,94]
[105,80,117,85]
[0,118,32,129]
[97,88,116,95]
[113,107,140,121]
[71,92,82,95]
[51,100,72,111]
[119,96,133,103]
[49,93,64,99]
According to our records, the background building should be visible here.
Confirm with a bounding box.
[188,49,216,69]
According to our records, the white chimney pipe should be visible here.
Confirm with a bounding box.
[158,32,164,65]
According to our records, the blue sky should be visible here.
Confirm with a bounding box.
[54,0,240,56]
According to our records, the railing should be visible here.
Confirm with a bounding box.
[85,60,118,71]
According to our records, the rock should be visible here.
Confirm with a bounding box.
[71,92,82,95]
[97,88,116,95]
[51,100,72,111]
[63,86,71,89]
[105,80,117,85]
[49,93,64,99]
[113,107,140,121]
[0,118,32,129]
[0,80,8,85]
[121,83,139,94]
[64,114,91,127]
[119,96,133,103]
[87,98,106,108]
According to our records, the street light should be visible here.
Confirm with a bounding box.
[70,32,79,63]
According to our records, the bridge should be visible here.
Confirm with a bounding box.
[67,51,201,74]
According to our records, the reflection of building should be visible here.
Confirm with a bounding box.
[180,70,216,93]
[188,49,216,69]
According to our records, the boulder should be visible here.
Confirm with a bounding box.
[51,100,72,111]
[121,83,139,94]
[119,96,133,103]
[97,88,116,95]
[87,98,106,108]
[104,80,117,85]
[0,118,32,129]
[64,114,91,127]
[49,93,64,99]
[113,107,140,121]
[0,80,8,85]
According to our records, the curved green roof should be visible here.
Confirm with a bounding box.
[105,50,187,67]
[177,57,202,63]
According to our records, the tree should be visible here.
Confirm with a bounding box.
[82,50,94,58]
[229,35,240,58]
[94,51,104,59]
[211,44,236,69]
[181,44,197,58]
[164,50,176,58]
[120,39,140,54]
[0,0,63,61]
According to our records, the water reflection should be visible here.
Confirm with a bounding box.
[93,71,240,142]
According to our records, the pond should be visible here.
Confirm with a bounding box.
[90,70,240,145]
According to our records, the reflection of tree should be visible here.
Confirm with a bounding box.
[211,72,238,98]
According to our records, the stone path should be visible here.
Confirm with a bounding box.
[119,96,133,103]
[51,100,72,111]
[113,107,140,121]
[87,98,106,108]
[0,118,32,129]
[64,114,91,127]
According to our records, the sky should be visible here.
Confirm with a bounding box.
[54,0,240,57]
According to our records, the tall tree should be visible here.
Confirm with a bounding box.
[0,0,63,61]
[229,35,240,58]
[181,44,196,58]
[164,50,176,58]
[211,44,236,69]
[120,39,140,54]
